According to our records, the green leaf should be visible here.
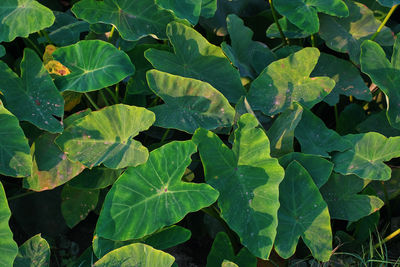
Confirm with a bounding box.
[267,103,303,157]
[332,132,400,181]
[71,0,177,41]
[193,114,285,259]
[319,0,394,64]
[247,47,335,115]
[96,140,219,240]
[55,104,155,169]
[311,53,371,106]
[222,261,239,267]
[273,0,348,33]
[93,243,175,267]
[145,21,245,102]
[266,17,311,39]
[68,167,121,190]
[356,111,400,137]
[0,181,18,266]
[320,173,384,221]
[0,48,64,133]
[360,37,400,129]
[295,107,352,157]
[275,161,332,262]
[0,45,5,57]
[156,0,201,24]
[52,40,134,93]
[336,103,367,135]
[222,14,276,79]
[200,0,217,18]
[206,232,256,267]
[23,133,85,191]
[61,184,99,228]
[146,70,235,134]
[377,0,400,7]
[0,102,31,177]
[14,234,50,267]
[279,152,334,188]
[0,0,55,42]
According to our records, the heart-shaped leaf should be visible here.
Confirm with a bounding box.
[193,114,285,259]
[0,102,31,177]
[267,17,311,39]
[71,0,177,41]
[0,48,64,133]
[274,161,332,262]
[14,234,50,267]
[96,140,219,240]
[332,132,400,181]
[247,47,335,115]
[0,0,55,42]
[145,22,245,102]
[56,104,155,169]
[52,40,134,92]
[146,70,235,134]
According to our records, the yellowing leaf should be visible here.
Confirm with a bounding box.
[43,45,71,76]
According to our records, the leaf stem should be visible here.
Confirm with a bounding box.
[160,129,171,143]
[108,26,116,42]
[84,93,100,110]
[8,190,36,201]
[41,30,52,44]
[99,90,110,106]
[311,34,316,47]
[268,0,289,45]
[24,37,42,55]
[371,4,398,41]
[374,228,400,249]
[106,87,119,104]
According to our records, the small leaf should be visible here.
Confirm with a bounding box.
[96,140,219,240]
[146,70,235,134]
[14,234,50,267]
[275,161,332,262]
[0,45,5,57]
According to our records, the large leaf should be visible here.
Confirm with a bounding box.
[0,102,31,177]
[146,70,235,134]
[55,104,155,169]
[96,140,219,240]
[71,0,177,41]
[275,161,332,262]
[14,234,50,267]
[93,243,175,267]
[206,232,256,267]
[273,0,348,33]
[247,48,335,115]
[68,167,121,190]
[0,48,64,133]
[332,132,400,181]
[0,0,55,42]
[267,17,310,39]
[145,21,245,102]
[193,114,285,259]
[0,181,18,267]
[356,111,400,137]
[156,0,200,24]
[295,107,352,157]
[52,40,134,92]
[320,173,384,221]
[377,0,400,7]
[319,0,394,64]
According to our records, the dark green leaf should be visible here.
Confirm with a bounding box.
[356,111,400,137]
[14,234,50,267]
[336,103,366,135]
[266,17,311,39]
[377,0,400,7]
[156,0,201,24]
[68,167,121,190]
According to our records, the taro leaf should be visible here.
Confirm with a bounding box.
[332,132,400,181]
[14,234,50,267]
[68,167,121,190]
[200,0,217,18]
[93,225,191,258]
[247,47,335,116]
[377,0,400,7]
[222,261,239,267]
[193,114,285,259]
[274,45,303,59]
[295,107,352,157]
[71,0,177,41]
[55,104,155,169]
[273,0,348,33]
[319,0,394,64]
[336,103,366,135]
[146,70,235,134]
[52,40,134,92]
[145,22,245,103]
[0,45,5,57]
[0,48,64,133]
[61,184,99,228]
[23,133,85,191]
[206,232,256,267]
[267,103,303,158]
[0,0,55,42]
[156,0,201,25]
[0,181,18,267]
[0,102,31,177]
[312,53,371,106]
[96,140,219,240]
[356,111,400,137]
[266,17,311,39]
[221,14,276,79]
[320,173,384,221]
[275,161,332,261]
[93,243,175,267]
[360,37,400,129]
[279,152,333,188]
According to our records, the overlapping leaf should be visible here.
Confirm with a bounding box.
[356,111,400,137]
[145,21,245,102]
[267,17,310,39]
[96,140,219,240]
[68,167,121,190]
[156,0,200,24]
[377,0,400,7]
[146,70,235,133]
[193,114,285,259]
[247,48,335,115]
[14,234,50,267]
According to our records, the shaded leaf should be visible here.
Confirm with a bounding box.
[200,0,217,18]
[68,167,121,190]
[0,45,5,57]
[356,111,400,137]
[377,0,400,7]
[266,17,311,39]
[156,0,201,24]
[336,103,366,135]
[14,234,50,267]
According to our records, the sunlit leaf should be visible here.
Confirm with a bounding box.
[14,234,50,267]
